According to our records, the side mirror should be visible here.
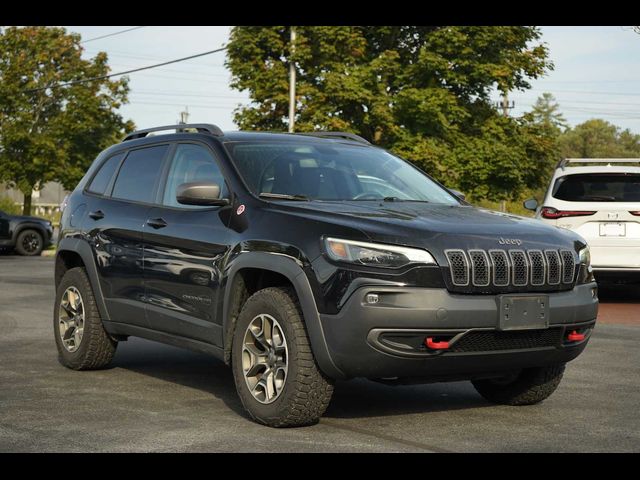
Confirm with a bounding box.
[523,198,538,211]
[449,189,466,201]
[176,182,229,206]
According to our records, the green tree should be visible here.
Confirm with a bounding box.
[226,26,555,201]
[530,92,568,133]
[557,119,640,158]
[0,26,133,214]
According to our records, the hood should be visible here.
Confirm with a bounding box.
[274,201,585,254]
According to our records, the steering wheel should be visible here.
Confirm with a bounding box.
[353,192,383,200]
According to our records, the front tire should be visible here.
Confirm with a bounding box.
[472,364,566,406]
[231,286,334,427]
[15,229,43,256]
[54,267,117,370]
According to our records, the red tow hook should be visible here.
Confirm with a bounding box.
[567,330,585,342]
[425,337,450,350]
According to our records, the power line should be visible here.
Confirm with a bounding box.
[24,46,228,93]
[132,90,247,99]
[132,71,232,83]
[127,100,241,110]
[83,47,227,68]
[523,89,640,97]
[80,26,146,44]
[107,61,231,78]
[519,98,640,108]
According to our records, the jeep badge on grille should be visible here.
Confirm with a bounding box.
[498,237,523,246]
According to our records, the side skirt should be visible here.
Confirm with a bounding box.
[103,320,225,361]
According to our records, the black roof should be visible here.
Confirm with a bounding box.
[121,124,371,146]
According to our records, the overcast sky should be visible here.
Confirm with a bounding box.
[64,26,640,134]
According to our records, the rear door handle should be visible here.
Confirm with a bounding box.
[146,218,168,229]
[89,210,104,220]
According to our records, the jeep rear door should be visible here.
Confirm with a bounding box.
[83,145,171,328]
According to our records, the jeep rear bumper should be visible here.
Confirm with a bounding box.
[318,282,598,379]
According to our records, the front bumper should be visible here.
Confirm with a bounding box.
[318,283,598,379]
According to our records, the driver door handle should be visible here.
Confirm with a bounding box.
[146,217,168,229]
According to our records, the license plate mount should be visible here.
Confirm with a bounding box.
[498,295,549,331]
[599,222,626,237]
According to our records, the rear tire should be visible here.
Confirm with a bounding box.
[231,286,334,427]
[54,267,117,370]
[14,229,43,256]
[472,364,566,406]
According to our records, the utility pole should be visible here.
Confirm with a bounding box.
[496,93,514,117]
[179,106,189,124]
[500,92,511,212]
[501,92,509,116]
[288,27,296,133]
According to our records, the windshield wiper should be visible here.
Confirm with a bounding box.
[259,192,310,201]
[383,197,429,203]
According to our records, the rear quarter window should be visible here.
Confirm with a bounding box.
[86,153,125,195]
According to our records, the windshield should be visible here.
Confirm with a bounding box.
[553,173,640,202]
[225,141,458,204]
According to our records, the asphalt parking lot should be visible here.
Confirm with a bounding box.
[1,255,638,452]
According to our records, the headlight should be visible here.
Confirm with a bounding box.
[579,246,591,268]
[324,237,437,268]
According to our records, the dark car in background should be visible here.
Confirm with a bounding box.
[0,209,53,256]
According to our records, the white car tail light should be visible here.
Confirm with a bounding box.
[540,207,596,219]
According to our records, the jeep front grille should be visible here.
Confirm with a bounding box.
[446,250,469,286]
[444,248,577,290]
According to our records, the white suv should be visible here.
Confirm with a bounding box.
[525,158,640,283]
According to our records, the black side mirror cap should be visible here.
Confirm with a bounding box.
[523,198,538,211]
[176,182,229,206]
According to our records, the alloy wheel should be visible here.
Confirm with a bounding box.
[22,233,41,254]
[58,286,85,353]
[242,313,288,404]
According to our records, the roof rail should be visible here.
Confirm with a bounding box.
[297,131,371,145]
[557,158,640,169]
[123,123,224,142]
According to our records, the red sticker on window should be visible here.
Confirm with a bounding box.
[236,204,245,215]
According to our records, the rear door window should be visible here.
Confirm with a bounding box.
[552,173,640,202]
[111,145,170,204]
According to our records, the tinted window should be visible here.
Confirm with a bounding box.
[87,153,125,195]
[162,143,228,208]
[112,145,169,203]
[226,142,457,204]
[553,173,640,202]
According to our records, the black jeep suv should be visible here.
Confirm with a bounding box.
[0,209,53,255]
[54,124,598,427]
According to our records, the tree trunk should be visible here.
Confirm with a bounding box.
[23,192,32,216]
